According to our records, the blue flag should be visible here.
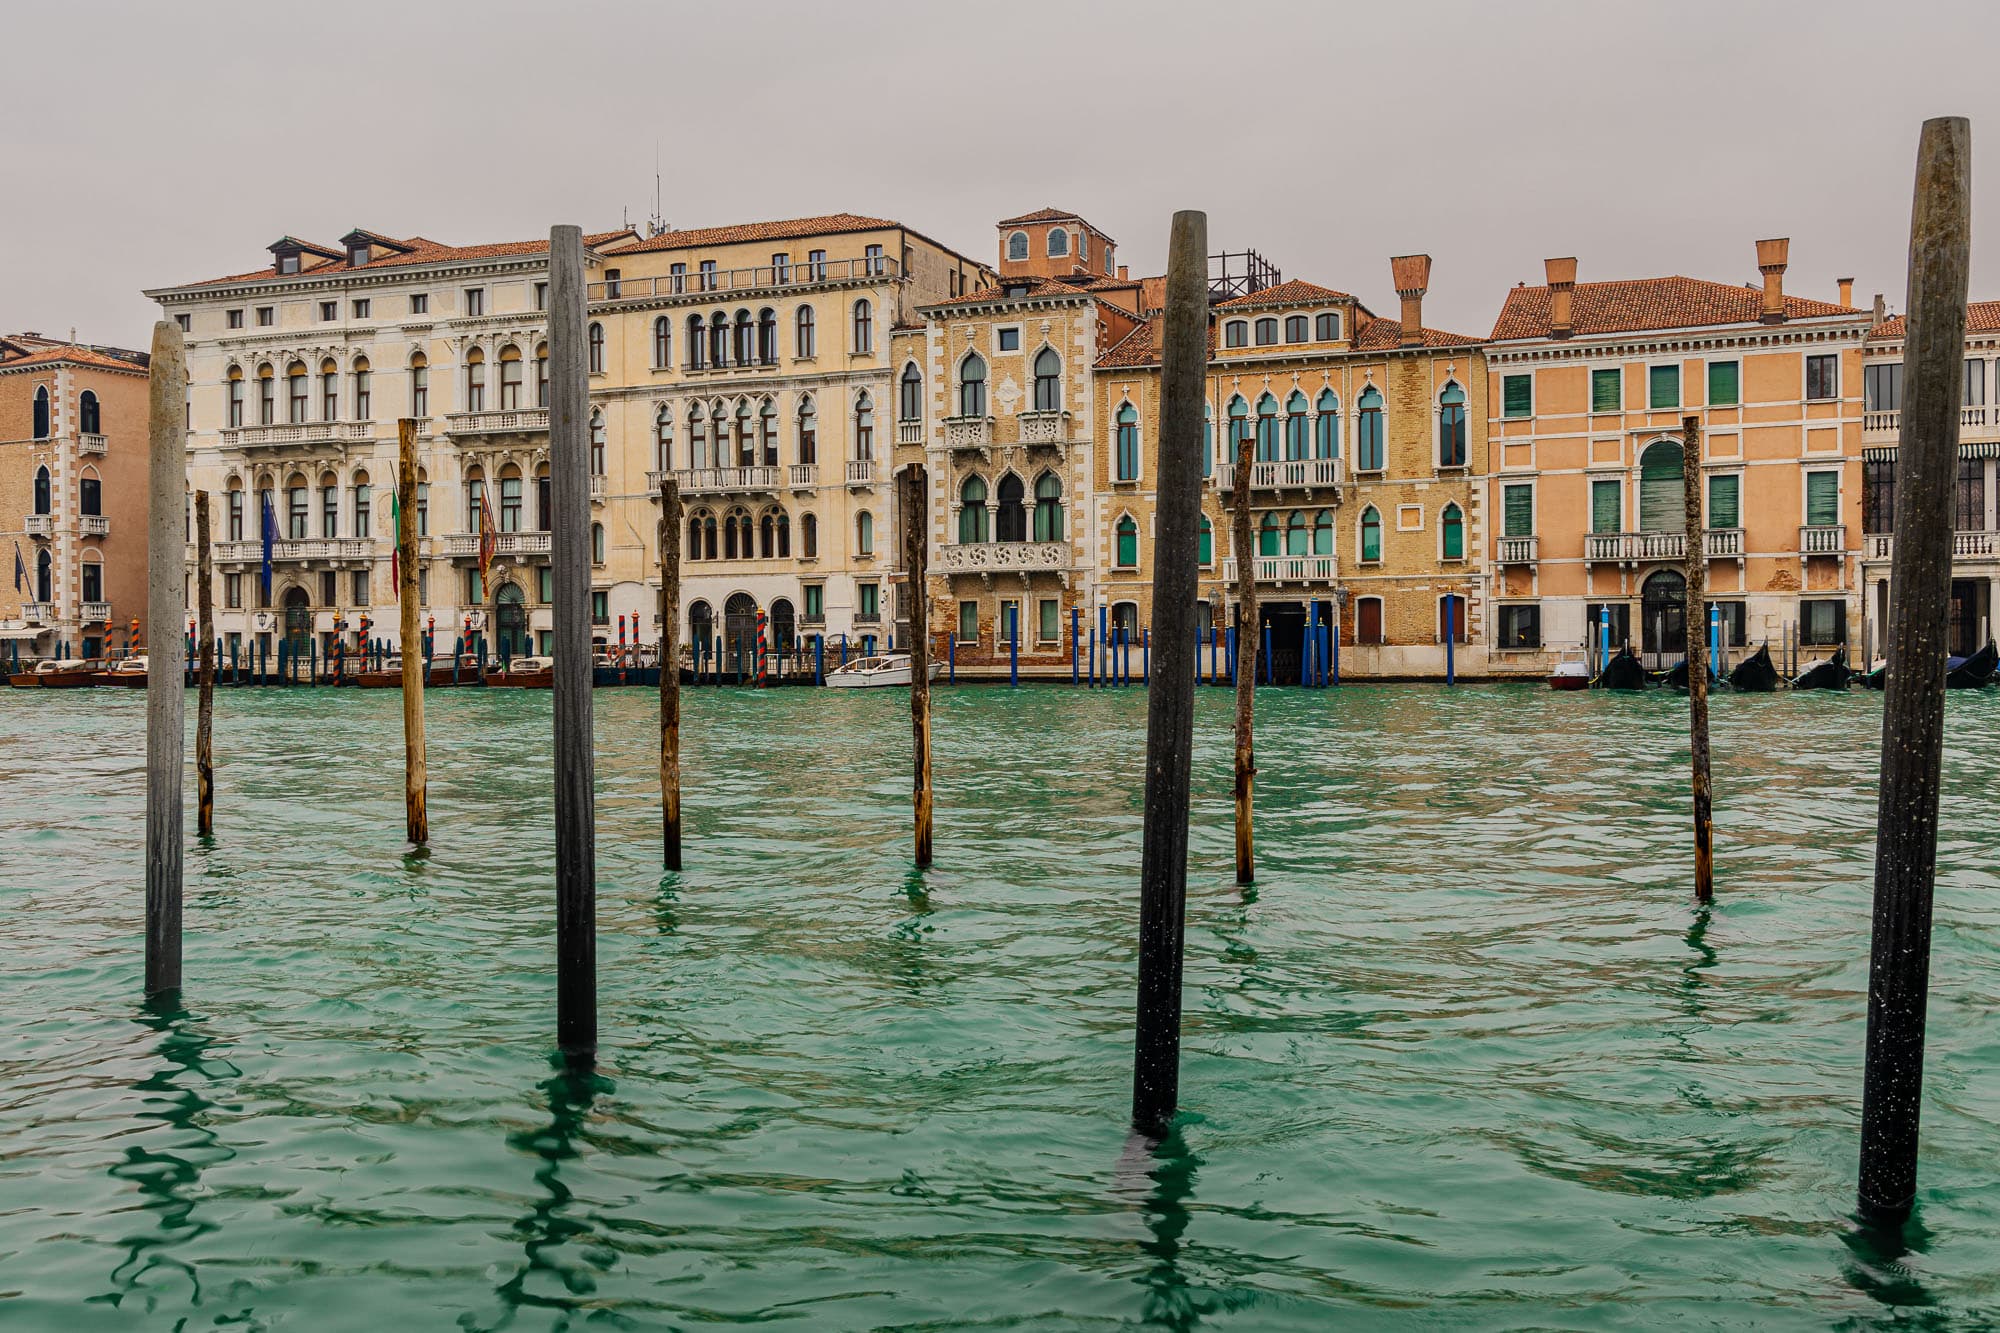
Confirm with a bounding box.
[260,493,277,596]
[11,542,23,593]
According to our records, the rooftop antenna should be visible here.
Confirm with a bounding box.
[647,142,668,238]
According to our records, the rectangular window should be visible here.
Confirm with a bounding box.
[1800,599,1846,646]
[225,573,242,609]
[999,599,1020,642]
[1502,483,1534,537]
[1805,470,1839,527]
[466,570,483,605]
[1956,457,1985,532]
[804,584,823,618]
[410,293,428,315]
[864,243,885,275]
[669,263,687,292]
[1497,604,1541,650]
[1705,600,1747,647]
[958,600,978,644]
[591,591,609,625]
[1038,598,1058,643]
[1966,358,1988,407]
[226,309,244,329]
[1585,602,1631,647]
[1806,354,1839,401]
[1591,368,1621,413]
[534,282,547,311]
[352,569,370,606]
[1649,364,1679,409]
[461,288,483,316]
[1502,374,1532,417]
[1864,457,1896,533]
[1707,360,1740,406]
[859,583,879,617]
[321,485,339,537]
[537,566,553,603]
[1591,478,1621,533]
[256,307,274,327]
[320,301,338,322]
[1864,362,1902,412]
[319,570,337,604]
[998,327,1020,352]
[352,299,370,319]
[807,250,826,280]
[175,313,191,332]
[699,260,718,289]
[1707,473,1741,529]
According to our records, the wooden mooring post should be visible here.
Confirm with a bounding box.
[1681,414,1713,903]
[398,419,428,845]
[1132,209,1208,1138]
[1230,356,1258,885]
[658,475,683,870]
[548,226,598,1065]
[144,321,187,999]
[902,465,934,867]
[1858,115,1972,1225]
[194,491,215,837]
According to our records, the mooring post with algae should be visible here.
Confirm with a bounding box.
[903,464,934,867]
[1132,209,1207,1138]
[144,320,187,999]
[1681,414,1713,903]
[194,490,216,837]
[549,226,599,1065]
[1230,347,1258,886]
[398,418,428,845]
[1858,116,1971,1225]
[659,474,683,870]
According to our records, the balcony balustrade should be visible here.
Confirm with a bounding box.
[897,422,924,445]
[217,537,377,563]
[1867,530,1998,562]
[1864,406,1996,436]
[788,463,818,489]
[79,515,109,537]
[1496,535,1539,564]
[936,541,1068,575]
[1705,527,1745,558]
[220,420,374,449]
[944,415,993,451]
[78,433,107,455]
[589,255,899,302]
[1798,524,1846,556]
[1218,555,1340,584]
[21,602,52,623]
[24,515,52,537]
[444,408,549,437]
[1016,410,1070,445]
[673,465,781,495]
[846,459,877,486]
[590,475,607,501]
[438,532,552,558]
[1214,458,1345,491]
[81,601,111,623]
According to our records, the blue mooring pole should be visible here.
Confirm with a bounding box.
[1088,624,1097,688]
[1071,607,1080,685]
[815,634,824,684]
[1262,623,1273,685]
[1009,605,1019,688]
[1226,624,1237,686]
[1599,603,1612,674]
[1709,604,1721,680]
[1142,627,1150,685]
[948,632,956,684]
[1097,605,1108,687]
[1303,604,1316,690]
[1445,597,1457,685]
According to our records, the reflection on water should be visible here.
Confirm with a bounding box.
[4,684,2000,1327]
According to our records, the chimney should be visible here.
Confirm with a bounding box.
[1118,265,1129,280]
[1545,257,1578,339]
[1872,293,1887,330]
[1838,276,1855,308]
[1391,253,1431,348]
[1756,237,1789,324]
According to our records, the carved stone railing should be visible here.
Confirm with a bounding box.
[221,420,374,449]
[936,540,1068,574]
[1496,536,1538,564]
[1016,410,1069,445]
[944,415,993,450]
[443,409,549,437]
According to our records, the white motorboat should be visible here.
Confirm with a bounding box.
[824,653,943,688]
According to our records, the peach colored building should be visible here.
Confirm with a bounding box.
[1483,241,1869,674]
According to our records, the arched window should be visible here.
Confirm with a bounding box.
[1258,512,1281,557]
[1639,438,1685,532]
[797,395,817,465]
[499,467,522,533]
[464,467,485,531]
[464,348,486,412]
[1114,514,1139,568]
[534,462,551,531]
[1033,472,1063,541]
[775,510,791,557]
[723,506,742,559]
[1115,401,1140,480]
[1033,348,1061,411]
[1284,315,1308,343]
[79,470,102,518]
[851,299,873,353]
[959,475,989,543]
[32,386,50,439]
[757,307,777,363]
[796,305,816,358]
[1007,231,1029,261]
[257,363,276,424]
[996,474,1026,542]
[1282,510,1307,556]
[1357,387,1385,471]
[734,310,753,365]
[1314,389,1340,459]
[79,390,100,435]
[1441,502,1465,559]
[1313,508,1335,555]
[652,317,671,369]
[854,391,875,460]
[1198,515,1213,565]
[654,405,673,471]
[1226,395,1249,462]
[587,322,605,374]
[686,314,706,370]
[856,510,874,555]
[227,366,245,427]
[286,472,310,538]
[589,410,606,476]
[709,312,728,367]
[320,358,339,420]
[1202,405,1214,477]
[1359,505,1383,562]
[1438,382,1467,468]
[35,548,52,602]
[899,363,922,421]
[351,469,371,538]
[352,356,372,419]
[33,465,51,514]
[1255,393,1279,462]
[687,512,704,561]
[1224,320,1248,349]
[759,511,775,559]
[1315,312,1341,341]
[287,361,309,423]
[408,353,429,417]
[1047,227,1069,257]
[498,344,523,409]
[801,511,818,558]
[959,354,987,417]
[702,513,718,560]
[535,343,549,406]
[1285,391,1309,461]
[688,403,709,470]
[758,397,777,466]
[1254,317,1278,345]
[318,470,339,536]
[591,521,606,563]
[690,599,713,642]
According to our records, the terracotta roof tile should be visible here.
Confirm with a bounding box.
[1351,316,1483,351]
[0,342,149,373]
[1216,279,1352,309]
[1491,275,1862,341]
[997,206,1083,227]
[921,276,1093,309]
[609,212,900,255]
[1868,299,2000,341]
[166,229,632,290]
[1095,312,1478,367]
[1094,318,1216,369]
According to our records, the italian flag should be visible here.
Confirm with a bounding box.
[390,489,401,585]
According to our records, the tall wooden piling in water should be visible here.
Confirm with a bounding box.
[902,466,934,867]
[1132,209,1208,1138]
[548,226,598,1064]
[1230,360,1259,885]
[144,321,187,999]
[1681,414,1713,903]
[658,476,683,870]
[397,419,428,845]
[194,490,215,837]
[1858,115,1972,1225]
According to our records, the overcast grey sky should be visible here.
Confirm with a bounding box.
[8,0,1998,348]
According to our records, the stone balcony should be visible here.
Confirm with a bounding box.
[1586,528,1796,564]
[1496,535,1539,564]
[944,415,993,453]
[897,422,924,446]
[672,465,782,496]
[24,515,52,537]
[216,537,376,563]
[21,602,52,623]
[1864,405,1996,441]
[80,515,109,537]
[220,420,374,450]
[1214,458,1345,492]
[78,433,107,456]
[846,459,877,487]
[1016,410,1070,445]
[1864,530,1998,563]
[439,532,552,558]
[937,540,1068,577]
[1798,524,1846,556]
[1218,554,1340,585]
[81,601,111,623]
[443,408,549,439]
[590,475,607,502]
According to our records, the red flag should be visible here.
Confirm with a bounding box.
[478,488,498,587]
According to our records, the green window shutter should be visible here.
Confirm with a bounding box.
[1591,478,1622,534]
[1649,364,1680,409]
[959,601,978,642]
[1039,600,1057,641]
[1362,513,1381,561]
[1503,374,1533,417]
[1443,509,1464,559]
[1591,369,1621,413]
[1708,474,1740,529]
[1197,519,1212,565]
[1806,471,1839,527]
[1707,360,1740,406]
[1639,442,1685,531]
[1503,484,1534,537]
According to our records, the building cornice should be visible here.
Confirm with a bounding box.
[1484,317,1870,365]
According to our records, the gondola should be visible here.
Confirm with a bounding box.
[1791,646,1853,691]
[1946,640,1998,690]
[1591,646,1649,691]
[1727,643,1780,693]
[1652,657,1721,691]
[1862,661,1887,690]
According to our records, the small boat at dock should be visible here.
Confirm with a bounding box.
[1791,647,1853,691]
[1548,649,1589,691]
[824,653,943,689]
[91,656,149,688]
[485,655,554,689]
[12,658,101,689]
[1863,660,1887,690]
[1591,647,1649,691]
[1728,644,1780,693]
[1946,640,1998,689]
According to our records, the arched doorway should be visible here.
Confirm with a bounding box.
[723,592,757,671]
[495,582,528,659]
[689,599,714,649]
[769,597,795,653]
[1641,568,1686,660]
[282,586,312,655]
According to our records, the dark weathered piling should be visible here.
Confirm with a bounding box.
[1682,414,1713,903]
[1859,115,1972,1225]
[194,490,215,837]
[902,466,934,867]
[1132,209,1207,1138]
[548,226,598,1065]
[144,321,187,998]
[1230,374,1258,885]
[398,419,428,845]
[658,476,683,870]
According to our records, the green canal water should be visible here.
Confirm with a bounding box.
[6,682,2000,1329]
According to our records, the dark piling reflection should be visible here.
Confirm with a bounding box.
[1840,1209,1941,1317]
[495,1066,612,1321]
[1114,1129,1207,1330]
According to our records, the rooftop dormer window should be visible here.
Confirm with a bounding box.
[276,252,300,275]
[349,244,369,267]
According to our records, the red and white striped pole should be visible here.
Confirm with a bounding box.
[756,610,768,688]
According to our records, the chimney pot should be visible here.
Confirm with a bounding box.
[1756,237,1789,324]
[1118,265,1128,280]
[1545,257,1577,339]
[1837,276,1855,308]
[1872,294,1887,329]
[1391,254,1431,347]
